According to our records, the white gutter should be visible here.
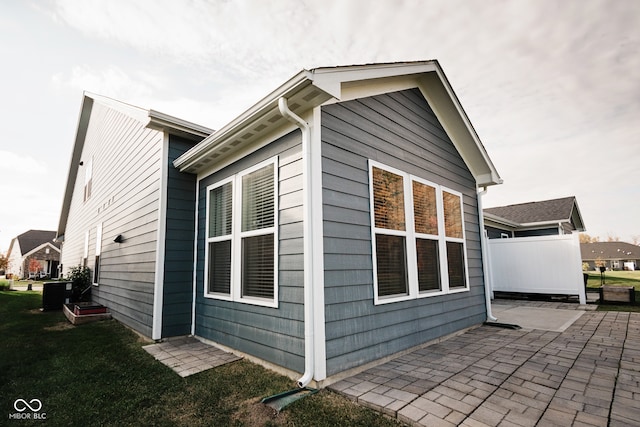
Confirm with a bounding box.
[477,186,497,322]
[277,97,315,388]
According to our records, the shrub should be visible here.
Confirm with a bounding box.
[67,265,92,302]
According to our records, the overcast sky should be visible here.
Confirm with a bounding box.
[1,0,639,252]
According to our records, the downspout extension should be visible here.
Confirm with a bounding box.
[477,185,498,322]
[278,97,314,388]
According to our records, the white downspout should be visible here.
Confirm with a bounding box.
[278,97,314,387]
[477,185,497,322]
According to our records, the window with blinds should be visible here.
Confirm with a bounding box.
[204,158,278,307]
[369,160,469,304]
[240,164,275,299]
[207,180,233,295]
[413,180,440,292]
[443,191,466,289]
[371,166,408,298]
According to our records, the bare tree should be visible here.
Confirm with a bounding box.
[579,233,600,243]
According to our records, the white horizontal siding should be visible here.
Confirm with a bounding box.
[60,102,163,337]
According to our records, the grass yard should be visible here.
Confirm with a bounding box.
[584,271,640,312]
[0,291,399,427]
[585,270,640,289]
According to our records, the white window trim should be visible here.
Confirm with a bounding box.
[204,157,279,308]
[82,230,89,267]
[204,176,235,302]
[93,223,102,286]
[442,187,470,295]
[369,160,470,305]
[412,175,448,299]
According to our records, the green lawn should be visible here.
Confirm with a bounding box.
[585,270,640,290]
[584,271,640,312]
[0,291,399,426]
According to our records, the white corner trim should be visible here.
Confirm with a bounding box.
[311,105,327,382]
[152,134,169,340]
[191,180,200,336]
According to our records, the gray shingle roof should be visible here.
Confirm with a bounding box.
[16,230,59,254]
[484,196,577,224]
[581,242,640,260]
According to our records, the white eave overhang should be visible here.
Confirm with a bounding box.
[174,60,503,188]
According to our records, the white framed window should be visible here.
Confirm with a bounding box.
[84,157,93,202]
[369,160,469,305]
[82,230,89,268]
[204,157,278,308]
[93,223,102,285]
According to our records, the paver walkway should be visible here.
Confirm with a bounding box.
[143,336,241,377]
[329,306,640,426]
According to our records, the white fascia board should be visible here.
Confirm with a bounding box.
[518,220,571,228]
[570,200,586,231]
[175,62,440,173]
[85,92,150,124]
[309,61,439,99]
[57,95,94,239]
[174,71,313,171]
[148,110,213,139]
[418,69,502,187]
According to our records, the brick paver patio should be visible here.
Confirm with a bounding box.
[329,306,640,426]
[143,336,241,377]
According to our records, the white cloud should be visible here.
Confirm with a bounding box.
[0,151,61,252]
[51,64,159,101]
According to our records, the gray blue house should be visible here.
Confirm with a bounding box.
[58,61,502,387]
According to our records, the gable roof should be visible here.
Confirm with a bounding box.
[581,242,640,260]
[484,196,585,231]
[174,60,502,187]
[56,93,213,241]
[13,230,59,255]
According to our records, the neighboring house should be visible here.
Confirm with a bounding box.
[56,93,212,339]
[482,197,587,303]
[581,241,640,271]
[58,60,504,387]
[6,230,61,279]
[483,196,585,239]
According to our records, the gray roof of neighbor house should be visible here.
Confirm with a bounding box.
[484,196,585,231]
[15,230,60,255]
[581,242,640,260]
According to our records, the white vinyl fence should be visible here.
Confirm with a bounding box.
[487,233,586,304]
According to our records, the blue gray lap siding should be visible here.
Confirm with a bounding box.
[162,136,198,337]
[194,131,305,372]
[321,88,487,376]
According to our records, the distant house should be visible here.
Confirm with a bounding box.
[58,61,504,387]
[581,241,640,271]
[483,196,585,239]
[56,93,212,339]
[6,230,61,279]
